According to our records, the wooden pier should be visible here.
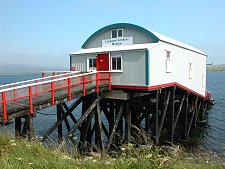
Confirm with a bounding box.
[0,72,211,152]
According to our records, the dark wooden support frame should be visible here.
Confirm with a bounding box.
[124,101,131,143]
[40,85,211,153]
[153,90,159,143]
[107,103,124,150]
[167,87,176,143]
[157,91,171,140]
[186,97,198,137]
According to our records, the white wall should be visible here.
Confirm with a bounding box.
[111,50,146,86]
[71,50,146,86]
[149,41,206,96]
[85,28,155,48]
[71,54,96,72]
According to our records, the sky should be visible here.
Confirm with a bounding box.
[0,0,225,68]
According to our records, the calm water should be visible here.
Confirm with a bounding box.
[0,72,225,156]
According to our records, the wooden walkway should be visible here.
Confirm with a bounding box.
[0,72,111,123]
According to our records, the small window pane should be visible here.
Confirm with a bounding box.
[89,59,92,68]
[117,57,121,70]
[166,51,170,58]
[166,51,172,73]
[112,30,117,38]
[112,58,117,70]
[118,30,123,37]
[189,63,193,79]
[93,59,96,68]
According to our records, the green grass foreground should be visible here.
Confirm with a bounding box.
[0,134,224,169]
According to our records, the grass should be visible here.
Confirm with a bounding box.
[207,64,225,72]
[0,134,224,169]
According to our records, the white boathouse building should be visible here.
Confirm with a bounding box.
[70,23,207,98]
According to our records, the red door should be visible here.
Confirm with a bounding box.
[97,53,109,71]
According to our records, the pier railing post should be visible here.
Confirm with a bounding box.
[35,80,38,97]
[82,75,86,96]
[96,72,99,92]
[68,78,72,101]
[13,84,17,102]
[51,81,55,106]
[2,92,7,123]
[29,86,33,114]
[108,72,112,90]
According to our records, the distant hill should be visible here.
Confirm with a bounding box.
[207,64,225,72]
[0,64,68,74]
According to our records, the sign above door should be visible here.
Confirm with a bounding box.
[102,37,133,47]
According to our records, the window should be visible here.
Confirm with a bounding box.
[111,56,122,71]
[87,58,96,71]
[189,62,193,79]
[166,51,172,73]
[111,29,123,38]
[202,74,205,88]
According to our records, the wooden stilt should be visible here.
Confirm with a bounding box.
[186,98,198,137]
[57,104,63,143]
[153,90,159,144]
[107,103,124,150]
[95,95,104,151]
[157,91,170,139]
[115,102,123,145]
[109,100,115,135]
[79,94,94,152]
[28,115,34,140]
[15,117,22,138]
[193,97,199,129]
[167,87,175,143]
[95,107,100,147]
[199,101,205,121]
[173,95,185,132]
[184,92,189,139]
[124,101,131,143]
[194,100,201,127]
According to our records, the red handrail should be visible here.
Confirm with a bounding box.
[0,71,112,123]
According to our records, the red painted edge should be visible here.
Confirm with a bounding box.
[111,82,205,99]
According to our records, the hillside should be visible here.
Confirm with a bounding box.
[0,64,68,74]
[207,64,225,72]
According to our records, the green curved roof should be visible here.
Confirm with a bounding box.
[82,23,160,48]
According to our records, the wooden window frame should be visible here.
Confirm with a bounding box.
[166,50,172,73]
[87,57,96,71]
[111,55,123,72]
[111,29,123,39]
[189,62,193,79]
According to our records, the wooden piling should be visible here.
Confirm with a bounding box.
[124,101,131,143]
[15,117,22,138]
[153,90,159,144]
[57,104,63,143]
